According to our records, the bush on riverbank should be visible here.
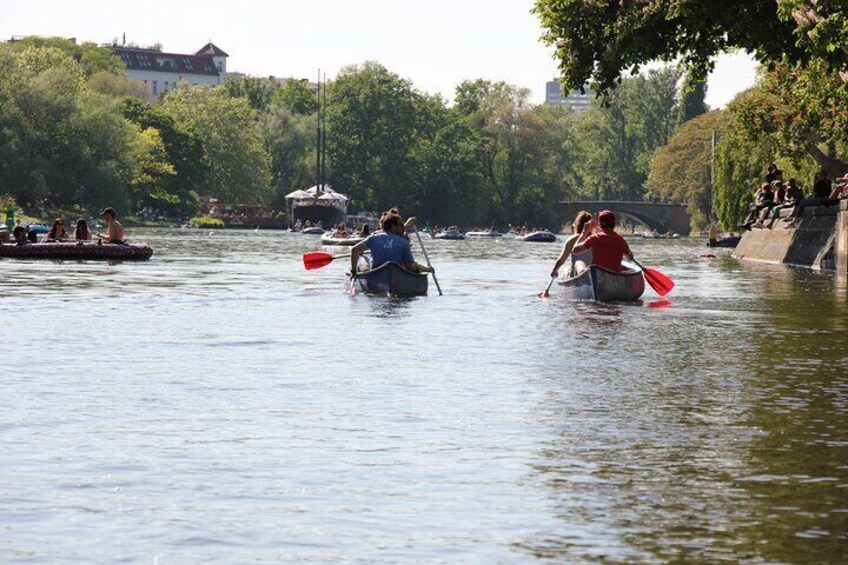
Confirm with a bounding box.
[189,216,225,228]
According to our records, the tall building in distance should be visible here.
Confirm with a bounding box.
[544,80,595,111]
[111,41,229,101]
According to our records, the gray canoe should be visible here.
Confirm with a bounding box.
[558,265,645,302]
[351,261,428,297]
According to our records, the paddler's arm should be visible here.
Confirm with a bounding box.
[550,235,578,277]
[350,240,368,273]
[570,221,595,255]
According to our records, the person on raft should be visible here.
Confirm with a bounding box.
[44,218,69,242]
[349,209,435,275]
[73,219,92,241]
[570,210,635,273]
[550,211,594,279]
[95,208,125,243]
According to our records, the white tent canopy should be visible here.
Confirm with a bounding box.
[317,192,348,202]
[285,189,314,200]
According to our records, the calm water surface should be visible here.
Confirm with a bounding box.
[1,229,846,563]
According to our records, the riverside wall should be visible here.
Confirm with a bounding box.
[733,200,848,274]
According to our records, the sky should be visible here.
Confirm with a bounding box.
[4,0,758,108]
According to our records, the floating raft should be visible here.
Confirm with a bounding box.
[0,242,153,261]
[321,233,364,246]
[522,231,557,242]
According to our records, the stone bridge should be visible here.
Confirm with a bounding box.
[554,201,691,235]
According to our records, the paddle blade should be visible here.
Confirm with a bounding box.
[643,267,675,297]
[303,251,335,270]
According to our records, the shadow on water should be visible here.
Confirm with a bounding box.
[516,255,847,563]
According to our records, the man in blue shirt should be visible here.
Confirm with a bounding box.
[350,210,433,274]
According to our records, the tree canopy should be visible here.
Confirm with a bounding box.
[532,0,844,94]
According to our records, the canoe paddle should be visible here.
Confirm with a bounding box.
[537,276,556,298]
[631,259,674,297]
[303,250,370,270]
[413,227,442,296]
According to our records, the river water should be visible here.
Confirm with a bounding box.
[1,229,846,564]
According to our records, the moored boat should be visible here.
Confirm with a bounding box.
[522,230,557,243]
[434,231,465,240]
[321,233,363,246]
[349,261,428,296]
[0,241,153,261]
[707,236,741,248]
[558,265,644,302]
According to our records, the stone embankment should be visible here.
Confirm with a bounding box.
[733,200,848,274]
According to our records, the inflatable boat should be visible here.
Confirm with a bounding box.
[0,241,153,261]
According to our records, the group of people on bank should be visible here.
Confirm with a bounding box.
[741,164,848,229]
[0,208,125,245]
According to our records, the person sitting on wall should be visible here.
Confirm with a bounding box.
[95,208,125,243]
[741,183,775,229]
[765,178,804,228]
[783,169,840,227]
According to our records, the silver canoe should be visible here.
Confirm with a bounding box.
[558,265,645,302]
[350,261,428,297]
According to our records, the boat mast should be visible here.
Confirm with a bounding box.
[315,69,322,196]
[321,71,327,195]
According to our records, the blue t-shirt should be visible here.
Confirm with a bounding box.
[364,233,413,267]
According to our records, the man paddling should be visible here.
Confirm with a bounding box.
[571,210,634,272]
[349,210,434,274]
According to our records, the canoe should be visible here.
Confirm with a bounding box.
[321,233,364,246]
[434,231,465,240]
[0,241,153,261]
[350,261,428,296]
[466,230,502,238]
[301,227,325,235]
[522,231,557,243]
[558,265,644,302]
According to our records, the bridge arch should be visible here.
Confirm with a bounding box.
[553,201,691,235]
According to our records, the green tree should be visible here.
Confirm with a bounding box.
[161,85,271,203]
[120,97,206,214]
[327,62,421,211]
[260,104,315,204]
[276,79,319,115]
[7,36,123,77]
[647,110,729,228]
[533,0,810,95]
[223,75,276,112]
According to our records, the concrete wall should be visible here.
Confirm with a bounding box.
[836,200,848,274]
[733,204,842,271]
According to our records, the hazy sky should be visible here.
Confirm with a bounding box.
[5,0,758,107]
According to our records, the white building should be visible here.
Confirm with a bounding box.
[544,80,595,112]
[112,42,229,101]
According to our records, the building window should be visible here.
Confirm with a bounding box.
[153,80,158,94]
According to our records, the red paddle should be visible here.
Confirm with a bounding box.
[632,259,674,297]
[303,251,351,270]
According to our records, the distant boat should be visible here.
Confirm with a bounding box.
[522,231,557,243]
[466,230,502,238]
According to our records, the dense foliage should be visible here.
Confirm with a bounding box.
[0,37,704,228]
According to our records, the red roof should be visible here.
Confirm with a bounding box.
[112,47,220,76]
[195,42,229,57]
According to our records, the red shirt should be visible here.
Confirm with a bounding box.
[582,230,631,272]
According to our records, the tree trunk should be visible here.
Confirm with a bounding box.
[806,142,848,177]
